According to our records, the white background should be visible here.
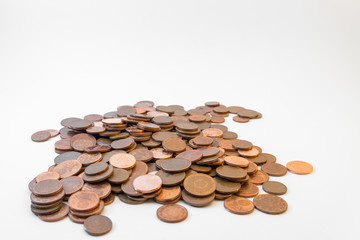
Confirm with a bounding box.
[0,0,359,239]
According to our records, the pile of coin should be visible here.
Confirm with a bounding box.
[29,101,313,235]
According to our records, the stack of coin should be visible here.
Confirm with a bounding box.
[68,190,103,223]
[152,116,174,131]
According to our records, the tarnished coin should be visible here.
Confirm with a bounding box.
[60,176,84,195]
[201,147,220,157]
[214,177,241,194]
[156,170,186,186]
[130,148,153,162]
[151,148,173,159]
[109,153,136,169]
[70,200,105,218]
[130,161,148,177]
[224,196,254,215]
[36,172,60,183]
[193,136,213,146]
[162,137,186,153]
[69,119,93,130]
[82,181,111,199]
[68,190,100,212]
[84,145,110,153]
[183,173,216,197]
[157,204,188,223]
[118,193,147,205]
[38,203,69,222]
[253,194,288,214]
[261,163,287,176]
[31,130,51,142]
[84,114,103,122]
[216,166,247,180]
[154,186,181,202]
[249,153,276,165]
[52,160,82,178]
[82,165,114,183]
[181,190,215,207]
[161,158,191,173]
[236,182,259,198]
[32,179,63,197]
[133,174,162,193]
[77,153,102,166]
[286,161,313,175]
[85,162,108,175]
[248,170,269,185]
[107,168,130,184]
[176,150,203,163]
[111,138,135,150]
[224,156,249,167]
[262,181,287,195]
[84,215,112,236]
[70,133,96,152]
[232,140,253,150]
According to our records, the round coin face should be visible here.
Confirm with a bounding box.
[156,204,188,223]
[31,130,51,142]
[38,203,69,222]
[286,161,313,175]
[253,194,288,214]
[261,163,287,176]
[68,190,100,212]
[262,181,287,195]
[84,215,112,236]
[52,160,82,178]
[183,173,216,197]
[133,174,162,194]
[32,179,63,196]
[109,153,136,169]
[162,137,186,153]
[60,176,84,195]
[224,196,254,215]
[161,158,191,173]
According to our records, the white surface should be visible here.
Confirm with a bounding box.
[0,0,359,239]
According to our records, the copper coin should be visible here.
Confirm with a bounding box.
[189,115,206,122]
[36,171,60,183]
[162,137,186,153]
[44,129,60,138]
[82,165,114,183]
[156,170,186,186]
[183,173,216,197]
[61,117,82,127]
[85,162,108,175]
[103,194,115,206]
[215,193,232,200]
[142,139,161,148]
[232,140,253,150]
[60,176,84,195]
[154,186,181,202]
[224,196,254,215]
[121,177,142,197]
[82,181,111,199]
[111,138,135,150]
[77,153,102,166]
[32,179,63,196]
[53,160,82,178]
[211,116,225,123]
[236,182,259,198]
[261,163,287,176]
[233,116,250,123]
[133,174,162,193]
[84,114,103,122]
[30,190,65,205]
[70,133,96,152]
[28,178,36,192]
[31,202,63,215]
[161,158,191,173]
[38,203,69,222]
[262,181,287,195]
[201,147,220,157]
[286,161,313,175]
[244,161,258,175]
[253,194,288,214]
[68,212,87,224]
[250,153,276,165]
[237,147,260,158]
[193,136,213,146]
[70,200,105,218]
[224,156,249,167]
[130,161,148,177]
[55,139,73,151]
[84,215,112,236]
[151,148,173,159]
[156,105,174,114]
[248,170,269,185]
[147,111,169,117]
[222,131,238,140]
[107,168,130,184]
[118,193,146,204]
[54,151,81,165]
[175,122,198,131]
[130,148,153,162]
[176,150,203,163]
[157,204,188,223]
[109,153,136,169]
[31,130,51,142]
[190,164,212,173]
[181,190,215,207]
[85,145,110,153]
[216,166,247,180]
[102,150,126,163]
[69,119,93,130]
[68,190,100,212]
[202,128,223,138]
[214,177,241,194]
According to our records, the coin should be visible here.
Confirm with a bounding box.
[193,136,213,146]
[156,170,186,186]
[154,186,181,202]
[130,161,148,177]
[82,182,111,199]
[235,182,259,198]
[176,150,203,162]
[32,179,63,197]
[52,160,82,178]
[214,177,241,194]
[61,117,81,128]
[261,163,287,176]
[262,181,287,195]
[118,193,147,204]
[30,190,65,205]
[181,190,215,207]
[31,130,51,142]
[107,168,129,184]
[103,194,115,206]
[249,153,276,165]
[202,128,223,138]
[224,156,249,167]
[111,138,135,150]
[85,162,108,175]
[84,114,103,122]
[38,203,69,222]
[151,148,173,159]
[60,176,84,195]
[253,194,288,214]
[216,165,247,180]
[109,153,136,169]
[162,137,186,153]
[133,174,162,193]
[161,158,191,173]
[233,116,250,123]
[201,147,220,157]
[70,133,96,152]
[248,170,269,185]
[84,215,112,236]
[190,165,212,173]
[130,148,153,162]
[36,172,60,183]
[44,129,60,138]
[54,151,81,165]
[237,147,260,157]
[286,161,313,175]
[68,190,100,212]
[55,139,73,151]
[183,173,216,197]
[232,140,253,150]
[77,153,102,166]
[82,165,114,183]
[224,196,254,215]
[156,204,188,223]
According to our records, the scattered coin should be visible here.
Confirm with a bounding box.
[286,161,313,175]
[261,163,287,176]
[156,204,188,223]
[183,173,216,197]
[262,181,287,195]
[253,194,288,214]
[224,196,254,215]
[31,130,51,142]
[84,215,112,236]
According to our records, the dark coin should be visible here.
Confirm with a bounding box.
[85,162,109,175]
[84,215,112,236]
[262,181,287,195]
[32,179,63,197]
[68,212,87,224]
[156,170,186,186]
[214,177,241,194]
[30,189,65,205]
[253,194,288,214]
[222,131,238,139]
[130,149,153,162]
[201,147,220,157]
[70,133,96,152]
[248,170,269,185]
[232,140,253,150]
[31,202,62,215]
[60,176,84,195]
[235,182,259,198]
[157,204,188,223]
[176,150,203,163]
[52,160,82,178]
[181,190,215,207]
[68,190,100,212]
[31,130,51,142]
[84,145,111,153]
[261,163,287,176]
[111,138,135,150]
[38,203,69,222]
[183,173,216,197]
[162,137,186,153]
[161,158,191,173]
[154,186,181,202]
[130,161,149,177]
[224,196,254,215]
[54,151,81,165]
[249,153,276,165]
[61,117,81,127]
[216,166,247,181]
[102,150,126,163]
[82,165,114,183]
[107,168,130,184]
[84,114,103,122]
[82,182,111,199]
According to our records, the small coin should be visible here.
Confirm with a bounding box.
[214,177,241,194]
[232,140,253,150]
[38,203,69,222]
[233,116,250,123]
[224,196,254,215]
[224,156,249,167]
[162,137,186,153]
[85,162,108,175]
[216,165,247,180]
[253,194,288,214]
[151,148,173,159]
[133,174,162,193]
[36,172,60,183]
[109,153,136,169]
[70,133,96,152]
[183,173,216,197]
[52,160,82,178]
[237,147,260,157]
[161,158,191,173]
[154,186,181,202]
[156,170,186,186]
[249,153,276,165]
[118,193,147,205]
[32,179,63,197]
[156,204,188,223]
[30,190,65,205]
[236,182,259,198]
[82,181,111,199]
[84,215,112,236]
[31,130,51,142]
[68,190,100,212]
[176,150,203,163]
[262,181,287,195]
[77,153,103,166]
[201,147,220,157]
[54,139,73,151]
[286,161,313,175]
[60,176,84,195]
[202,128,223,138]
[82,165,114,183]
[130,148,153,162]
[111,138,135,150]
[69,119,93,130]
[107,168,130,184]
[261,163,287,176]
[248,170,269,185]
[193,136,213,146]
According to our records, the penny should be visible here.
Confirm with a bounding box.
[205,101,220,107]
[102,150,126,163]
[181,190,215,207]
[151,148,173,159]
[211,116,225,123]
[84,215,112,236]
[31,130,51,142]
[121,177,142,197]
[233,116,250,123]
[175,122,198,132]
[82,182,111,199]
[130,161,148,177]
[214,177,241,194]
[85,162,108,175]
[70,133,96,152]
[52,160,82,178]
[162,137,186,153]
[68,190,100,212]
[84,114,103,122]
[183,173,216,197]
[176,150,203,163]
[111,138,135,150]
[253,194,288,214]
[70,200,105,218]
[222,131,238,139]
[286,161,313,175]
[133,174,162,193]
[216,166,247,180]
[244,161,258,175]
[30,190,65,205]
[32,179,63,197]
[237,147,260,158]
[262,181,287,195]
[60,176,84,195]
[82,165,114,183]
[31,202,63,215]
[38,203,69,222]
[118,193,147,204]
[69,119,93,130]
[249,153,276,165]
[61,117,81,128]
[248,170,269,185]
[154,186,181,202]
[190,165,212,173]
[232,140,253,150]
[189,115,206,122]
[156,105,174,114]
[55,139,73,151]
[157,204,188,223]
[77,153,102,166]
[68,212,87,223]
[111,184,122,194]
[261,163,287,176]
[236,182,259,198]
[109,153,136,169]
[156,170,186,186]
[107,168,130,184]
[224,196,254,215]
[54,151,81,165]
[224,156,249,167]
[161,158,191,173]
[36,172,60,183]
[202,128,223,138]
[201,147,220,157]
[84,145,110,153]
[44,129,60,138]
[103,194,115,206]
[193,136,213,146]
[130,148,153,162]
[31,199,63,209]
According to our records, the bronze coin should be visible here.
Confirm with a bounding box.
[68,212,87,224]
[175,121,198,131]
[85,162,108,175]
[121,177,142,197]
[189,115,206,122]
[31,202,63,215]
[54,139,73,151]
[157,204,188,223]
[236,182,259,198]
[233,116,250,123]
[202,128,223,138]
[107,168,130,184]
[102,150,126,163]
[118,193,147,204]
[152,116,173,125]
[70,133,96,152]
[249,153,276,165]
[109,153,136,169]
[142,139,161,148]
[188,108,206,115]
[82,165,114,183]
[69,119,93,130]
[286,161,313,175]
[84,145,111,153]
[61,117,82,128]
[60,176,84,195]
[190,165,212,173]
[36,171,60,183]
[32,179,62,197]
[111,138,135,150]
[222,131,238,139]
[214,177,241,194]
[193,136,213,146]
[31,199,63,209]
[130,148,153,162]
[103,194,115,206]
[248,170,269,185]
[147,111,169,117]
[162,137,186,153]
[224,156,249,167]
[183,173,216,197]
[176,150,203,163]
[44,129,60,138]
[205,101,220,107]
[156,170,186,186]
[84,215,112,236]
[253,194,288,214]
[261,163,287,176]
[244,161,258,175]
[30,189,65,205]
[130,161,148,177]
[84,114,103,122]
[201,147,220,157]
[68,190,100,212]
[154,186,181,202]
[31,130,51,142]
[232,140,253,150]
[181,190,215,207]
[38,203,69,222]
[133,174,162,193]
[77,153,102,166]
[161,158,191,173]
[151,148,173,159]
[237,147,260,158]
[236,109,259,118]
[82,181,111,199]
[211,124,228,132]
[53,160,82,178]
[224,196,254,215]
[262,181,287,195]
[216,166,247,180]
[54,151,81,165]
[211,116,225,123]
